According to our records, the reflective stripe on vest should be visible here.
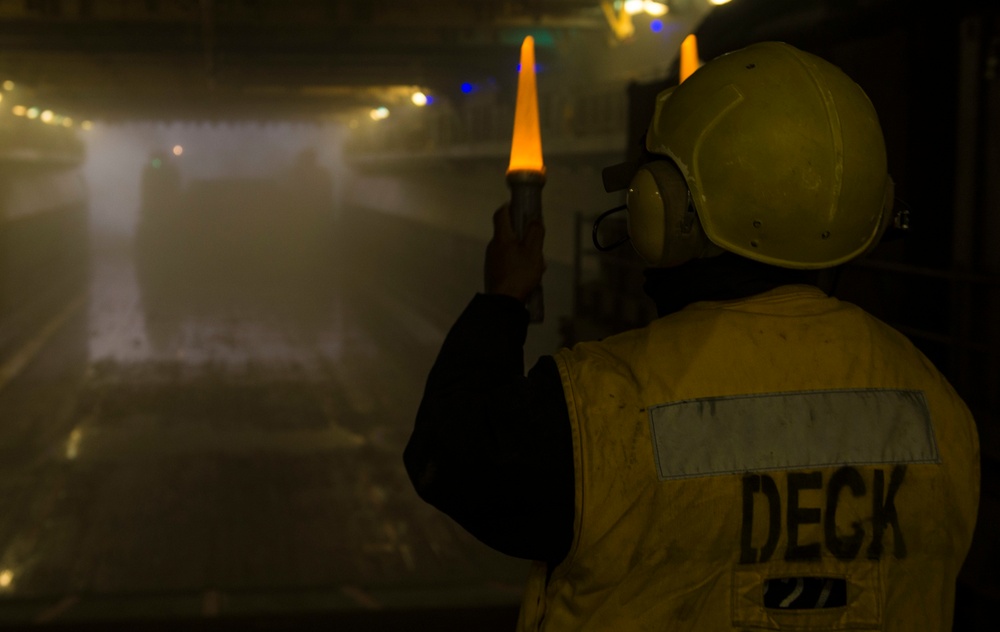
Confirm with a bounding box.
[649,388,939,480]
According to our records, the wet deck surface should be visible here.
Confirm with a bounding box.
[0,233,528,626]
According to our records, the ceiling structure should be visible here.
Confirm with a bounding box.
[2,0,934,125]
[0,0,662,122]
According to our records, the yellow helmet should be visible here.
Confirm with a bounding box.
[627,41,894,269]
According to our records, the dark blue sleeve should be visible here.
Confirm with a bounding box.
[404,293,574,565]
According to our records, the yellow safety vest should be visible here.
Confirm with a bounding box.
[517,285,979,631]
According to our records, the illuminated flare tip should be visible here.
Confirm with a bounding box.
[507,36,544,173]
[680,34,700,83]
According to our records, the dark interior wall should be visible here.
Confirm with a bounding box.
[0,123,88,312]
[0,163,89,362]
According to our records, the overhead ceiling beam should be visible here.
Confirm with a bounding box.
[0,0,609,120]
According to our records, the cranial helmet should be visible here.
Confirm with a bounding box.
[623,41,895,269]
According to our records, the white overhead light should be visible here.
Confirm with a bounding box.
[623,0,645,15]
[709,0,733,5]
[411,91,428,107]
[40,109,54,123]
[26,107,39,119]
[369,106,390,121]
[644,1,668,16]
[624,0,669,17]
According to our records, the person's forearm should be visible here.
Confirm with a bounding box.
[405,293,529,500]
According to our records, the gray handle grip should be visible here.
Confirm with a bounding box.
[507,170,546,323]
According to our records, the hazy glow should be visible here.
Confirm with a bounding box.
[0,93,3,103]
[26,107,39,119]
[369,106,390,120]
[173,145,184,156]
[66,428,83,460]
[63,117,73,127]
[81,120,345,243]
[12,105,25,116]
[81,120,94,130]
[644,1,668,16]
[0,571,12,588]
[602,0,635,40]
[2,80,12,90]
[411,91,428,106]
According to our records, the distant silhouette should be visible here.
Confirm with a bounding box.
[135,150,185,350]
[139,150,182,230]
[284,148,335,285]
[288,148,333,222]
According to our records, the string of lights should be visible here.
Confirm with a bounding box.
[2,79,94,130]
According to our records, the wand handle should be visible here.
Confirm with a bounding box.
[507,170,546,323]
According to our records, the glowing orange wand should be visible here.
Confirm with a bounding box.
[679,34,701,83]
[507,35,546,322]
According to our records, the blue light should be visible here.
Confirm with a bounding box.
[426,95,435,105]
[461,82,473,94]
[650,19,664,33]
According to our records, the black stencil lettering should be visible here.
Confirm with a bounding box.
[740,475,759,564]
[825,467,866,560]
[740,474,781,564]
[785,471,822,561]
[868,465,907,560]
[760,474,781,563]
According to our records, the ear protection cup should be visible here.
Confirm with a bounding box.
[626,160,718,267]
